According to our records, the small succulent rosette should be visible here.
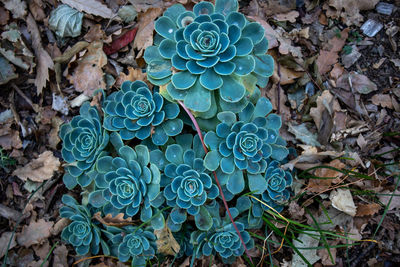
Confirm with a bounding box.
[60,102,109,189]
[150,134,219,232]
[203,97,289,196]
[191,201,254,263]
[60,195,109,256]
[88,134,165,230]
[103,80,183,145]
[107,225,157,266]
[144,0,274,118]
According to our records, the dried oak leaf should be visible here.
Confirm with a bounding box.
[307,159,345,193]
[61,0,114,19]
[17,219,54,248]
[53,244,68,267]
[68,41,107,96]
[13,151,60,182]
[356,203,381,217]
[154,225,180,256]
[93,212,134,227]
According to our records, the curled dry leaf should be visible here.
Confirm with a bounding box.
[13,151,60,182]
[93,212,134,227]
[273,11,299,23]
[67,41,107,96]
[323,0,379,26]
[154,225,180,256]
[17,219,54,248]
[371,94,393,109]
[330,189,357,217]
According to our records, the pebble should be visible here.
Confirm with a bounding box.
[376,2,394,15]
[361,19,383,37]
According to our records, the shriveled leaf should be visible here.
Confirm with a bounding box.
[53,244,68,267]
[128,0,164,12]
[0,232,17,258]
[324,0,379,26]
[329,189,357,217]
[13,151,60,182]
[3,0,27,19]
[371,94,393,109]
[273,11,299,23]
[378,190,400,211]
[154,225,180,256]
[93,212,134,227]
[61,0,114,19]
[17,219,54,248]
[307,159,346,193]
[67,41,107,96]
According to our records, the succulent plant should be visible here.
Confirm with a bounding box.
[144,0,274,118]
[60,102,109,189]
[108,225,157,265]
[103,80,183,145]
[88,134,165,229]
[150,134,219,232]
[191,201,254,263]
[203,97,289,195]
[60,195,109,256]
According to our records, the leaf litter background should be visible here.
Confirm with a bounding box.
[0,0,400,266]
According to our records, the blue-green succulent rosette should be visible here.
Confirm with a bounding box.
[203,97,289,195]
[190,201,254,264]
[107,225,157,266]
[88,134,165,230]
[60,195,110,256]
[150,134,219,232]
[144,0,274,119]
[103,80,183,145]
[60,102,109,189]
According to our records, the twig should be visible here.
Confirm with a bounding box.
[11,83,39,113]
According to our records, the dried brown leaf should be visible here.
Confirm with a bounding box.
[17,219,54,248]
[154,225,180,256]
[356,203,381,217]
[0,6,10,25]
[68,41,107,96]
[133,8,163,58]
[0,232,17,258]
[13,151,60,182]
[330,189,357,217]
[307,159,346,193]
[379,190,400,211]
[53,244,68,267]
[371,94,393,109]
[273,11,299,23]
[93,212,134,227]
[115,67,147,88]
[29,0,46,21]
[324,0,379,26]
[27,14,54,95]
[84,24,106,42]
[61,0,115,18]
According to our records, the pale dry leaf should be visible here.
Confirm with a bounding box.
[29,0,46,21]
[13,151,60,182]
[17,219,54,248]
[0,125,22,150]
[292,232,321,267]
[273,11,299,23]
[0,232,17,258]
[84,24,106,42]
[53,244,68,267]
[317,240,338,266]
[330,188,357,217]
[3,0,27,19]
[51,218,70,236]
[356,134,367,150]
[310,90,334,130]
[356,203,381,217]
[0,6,10,25]
[330,63,344,80]
[133,8,163,58]
[49,117,64,150]
[27,14,54,95]
[371,94,393,109]
[288,123,321,147]
[324,0,379,26]
[307,159,346,193]
[68,41,107,96]
[154,225,180,256]
[93,212,133,227]
[378,190,400,211]
[128,0,164,12]
[61,0,114,18]
[349,72,377,94]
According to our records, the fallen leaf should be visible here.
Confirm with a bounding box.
[378,190,400,211]
[52,93,69,115]
[390,59,400,70]
[288,123,321,147]
[84,24,106,42]
[17,219,54,248]
[0,6,10,25]
[128,0,164,12]
[133,8,163,58]
[0,126,22,150]
[104,28,138,55]
[246,0,296,17]
[349,72,378,94]
[0,232,17,258]
[154,225,180,256]
[323,0,379,26]
[68,41,107,96]
[307,159,346,193]
[53,245,68,267]
[330,189,357,217]
[317,240,338,266]
[33,241,50,259]
[49,117,64,150]
[273,11,299,23]
[0,55,18,85]
[371,94,393,109]
[115,67,146,88]
[29,0,46,21]
[292,231,321,267]
[13,151,60,182]
[51,218,70,236]
[61,0,115,18]
[93,212,134,227]
[288,201,304,220]
[356,203,381,217]
[27,14,54,95]
[3,0,27,19]
[329,63,344,80]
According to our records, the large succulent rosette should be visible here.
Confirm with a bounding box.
[88,139,164,229]
[203,97,289,195]
[150,134,218,232]
[60,102,109,189]
[103,80,183,145]
[144,0,274,118]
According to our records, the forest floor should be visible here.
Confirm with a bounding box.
[0,0,399,266]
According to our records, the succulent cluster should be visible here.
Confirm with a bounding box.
[59,0,293,264]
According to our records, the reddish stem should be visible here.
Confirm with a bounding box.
[178,100,254,265]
